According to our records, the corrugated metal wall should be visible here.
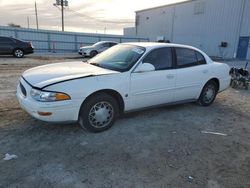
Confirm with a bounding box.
[0,26,149,53]
[123,27,136,37]
[173,0,243,58]
[136,7,173,42]
[136,0,250,59]
[240,0,250,60]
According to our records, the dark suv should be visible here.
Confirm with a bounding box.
[0,36,34,58]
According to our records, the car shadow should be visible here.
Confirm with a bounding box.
[0,55,26,59]
[7,95,249,135]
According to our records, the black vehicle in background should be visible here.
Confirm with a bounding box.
[0,36,34,58]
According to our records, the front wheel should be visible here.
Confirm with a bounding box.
[198,81,218,106]
[78,93,119,132]
[13,49,24,58]
[90,51,98,58]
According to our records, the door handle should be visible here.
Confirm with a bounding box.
[166,74,174,79]
[202,69,208,74]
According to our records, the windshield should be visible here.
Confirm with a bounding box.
[88,44,145,72]
[93,41,106,47]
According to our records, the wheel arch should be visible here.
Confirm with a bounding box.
[13,48,24,53]
[208,78,220,91]
[197,77,220,99]
[79,89,125,117]
[90,50,98,56]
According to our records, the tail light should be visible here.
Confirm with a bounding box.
[27,42,33,48]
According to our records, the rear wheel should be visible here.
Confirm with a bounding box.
[13,49,24,58]
[78,93,119,132]
[198,80,218,106]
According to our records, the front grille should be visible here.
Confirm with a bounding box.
[20,82,27,97]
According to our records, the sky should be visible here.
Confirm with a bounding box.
[0,0,186,35]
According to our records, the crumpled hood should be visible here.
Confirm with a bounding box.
[22,61,118,89]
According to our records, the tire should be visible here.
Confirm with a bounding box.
[198,80,218,106]
[245,82,249,90]
[78,93,119,133]
[90,51,98,58]
[13,49,24,58]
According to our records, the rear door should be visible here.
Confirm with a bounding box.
[174,47,211,101]
[129,47,176,110]
[0,37,14,54]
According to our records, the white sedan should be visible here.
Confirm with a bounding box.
[17,43,231,132]
[78,41,118,57]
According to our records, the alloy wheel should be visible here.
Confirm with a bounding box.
[88,101,114,128]
[203,85,216,104]
[15,49,24,58]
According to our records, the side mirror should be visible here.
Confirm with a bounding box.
[134,63,155,73]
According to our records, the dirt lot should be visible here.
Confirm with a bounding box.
[0,56,250,188]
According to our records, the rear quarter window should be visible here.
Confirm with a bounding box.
[176,47,206,68]
[196,51,206,65]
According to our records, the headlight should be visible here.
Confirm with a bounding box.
[84,49,91,53]
[30,88,71,102]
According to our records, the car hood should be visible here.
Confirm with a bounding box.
[80,46,93,50]
[22,61,118,89]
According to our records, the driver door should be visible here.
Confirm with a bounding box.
[128,47,176,110]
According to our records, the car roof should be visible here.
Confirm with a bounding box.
[122,42,211,61]
[95,41,118,44]
[123,42,200,51]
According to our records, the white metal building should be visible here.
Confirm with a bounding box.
[126,0,250,59]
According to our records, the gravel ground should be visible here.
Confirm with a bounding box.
[0,56,250,188]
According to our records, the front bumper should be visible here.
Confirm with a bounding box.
[16,78,82,123]
[79,50,91,57]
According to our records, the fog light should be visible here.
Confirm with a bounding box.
[37,111,52,116]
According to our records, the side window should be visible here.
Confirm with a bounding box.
[176,48,206,68]
[109,43,117,47]
[102,43,109,48]
[143,47,172,70]
[196,51,206,65]
[176,48,197,68]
